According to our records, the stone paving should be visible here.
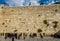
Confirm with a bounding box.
[0,37,60,41]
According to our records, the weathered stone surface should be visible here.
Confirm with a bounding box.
[0,4,60,37]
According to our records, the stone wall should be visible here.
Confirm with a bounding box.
[0,4,60,37]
